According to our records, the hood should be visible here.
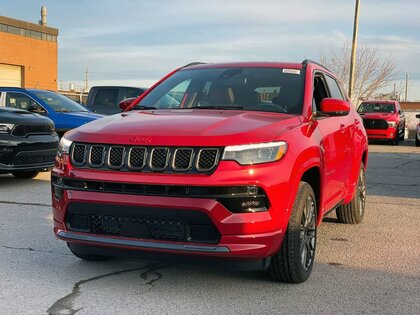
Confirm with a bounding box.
[67,109,301,146]
[0,107,53,124]
[58,111,104,121]
[359,112,397,120]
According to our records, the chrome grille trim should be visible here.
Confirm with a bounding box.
[172,148,194,171]
[88,146,105,168]
[71,144,87,166]
[196,148,220,172]
[107,146,126,169]
[127,147,147,170]
[70,143,221,174]
[149,147,169,171]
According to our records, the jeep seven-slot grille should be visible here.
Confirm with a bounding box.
[70,143,221,174]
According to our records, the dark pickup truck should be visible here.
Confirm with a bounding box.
[86,86,146,115]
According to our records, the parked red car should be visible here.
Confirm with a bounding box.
[357,100,405,145]
[52,60,368,283]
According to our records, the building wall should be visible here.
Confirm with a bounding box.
[0,16,58,91]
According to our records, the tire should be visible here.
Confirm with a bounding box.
[12,171,39,179]
[336,163,366,224]
[416,136,420,147]
[67,243,112,261]
[268,182,317,283]
[398,125,405,141]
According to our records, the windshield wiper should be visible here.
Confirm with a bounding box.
[190,105,243,110]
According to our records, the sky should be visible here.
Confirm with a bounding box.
[1,0,420,100]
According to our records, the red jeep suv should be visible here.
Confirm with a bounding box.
[52,61,368,283]
[357,100,405,145]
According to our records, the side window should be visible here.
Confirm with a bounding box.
[5,92,45,112]
[325,75,344,100]
[313,75,329,112]
[93,89,119,106]
[124,88,143,99]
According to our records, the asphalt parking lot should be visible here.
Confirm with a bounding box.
[0,142,419,315]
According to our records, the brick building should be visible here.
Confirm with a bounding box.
[0,8,58,91]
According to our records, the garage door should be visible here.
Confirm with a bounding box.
[0,64,22,87]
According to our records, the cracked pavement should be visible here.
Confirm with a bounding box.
[0,143,419,314]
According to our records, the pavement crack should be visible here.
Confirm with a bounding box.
[0,200,50,207]
[46,263,168,315]
[1,244,72,256]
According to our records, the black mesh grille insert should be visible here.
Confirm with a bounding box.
[108,147,124,167]
[174,149,193,170]
[13,153,55,166]
[66,203,220,244]
[197,149,219,171]
[11,123,53,136]
[129,147,146,169]
[150,148,168,170]
[90,146,104,166]
[72,145,86,164]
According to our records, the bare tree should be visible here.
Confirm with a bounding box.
[319,42,398,105]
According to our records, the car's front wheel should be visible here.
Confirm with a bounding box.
[12,171,39,179]
[268,182,317,283]
[415,135,420,147]
[336,163,366,224]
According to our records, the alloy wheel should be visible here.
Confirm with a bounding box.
[299,195,316,271]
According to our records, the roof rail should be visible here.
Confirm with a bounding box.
[301,59,331,72]
[183,62,206,68]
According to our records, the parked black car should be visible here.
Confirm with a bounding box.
[0,107,59,179]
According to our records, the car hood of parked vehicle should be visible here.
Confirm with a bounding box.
[0,107,52,124]
[358,112,397,120]
[65,109,302,146]
[57,111,104,121]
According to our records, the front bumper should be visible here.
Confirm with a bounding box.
[0,134,59,172]
[365,126,397,140]
[52,156,294,260]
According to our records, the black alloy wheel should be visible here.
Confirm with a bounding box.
[269,182,317,283]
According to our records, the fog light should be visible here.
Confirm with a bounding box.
[218,195,269,213]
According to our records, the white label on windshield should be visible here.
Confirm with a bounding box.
[283,69,301,75]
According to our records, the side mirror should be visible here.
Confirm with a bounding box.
[119,97,137,111]
[416,114,420,119]
[318,98,350,117]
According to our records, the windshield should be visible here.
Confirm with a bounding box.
[33,91,88,112]
[137,67,304,114]
[358,102,396,113]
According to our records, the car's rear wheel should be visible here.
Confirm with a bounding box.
[12,171,39,179]
[336,163,366,224]
[67,243,113,261]
[268,182,317,283]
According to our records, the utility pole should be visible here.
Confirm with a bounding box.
[349,0,361,102]
[84,68,89,91]
[404,73,408,102]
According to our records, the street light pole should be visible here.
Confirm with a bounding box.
[349,0,361,103]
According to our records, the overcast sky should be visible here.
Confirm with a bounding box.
[2,0,420,100]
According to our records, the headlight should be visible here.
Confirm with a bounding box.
[0,123,15,134]
[57,136,73,157]
[222,141,287,165]
[387,121,397,128]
